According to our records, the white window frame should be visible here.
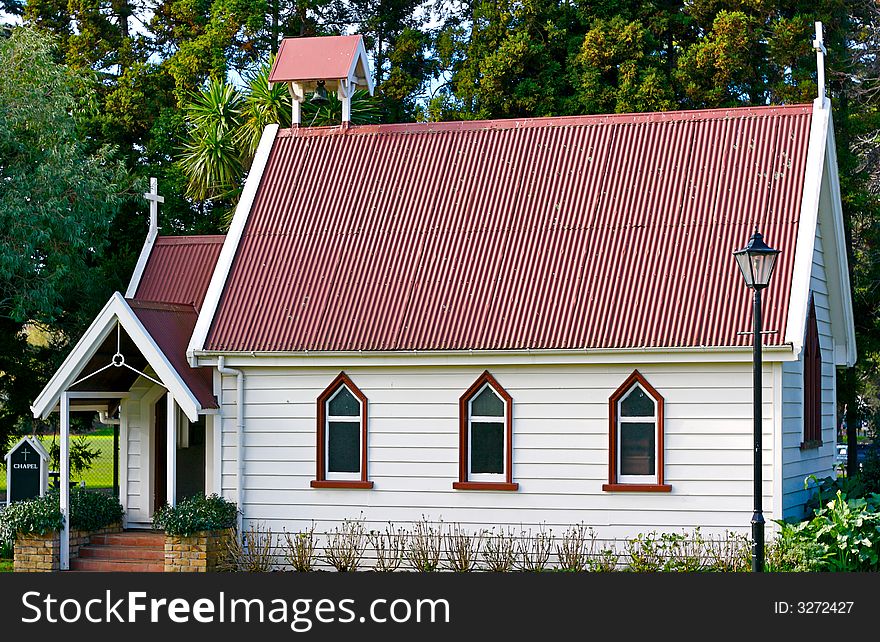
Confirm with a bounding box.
[467,383,507,482]
[325,385,362,481]
[616,383,659,485]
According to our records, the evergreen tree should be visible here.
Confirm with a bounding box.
[0,28,132,443]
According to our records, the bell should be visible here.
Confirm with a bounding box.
[311,80,329,105]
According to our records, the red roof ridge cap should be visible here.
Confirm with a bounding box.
[277,103,813,138]
[126,299,197,313]
[153,234,226,245]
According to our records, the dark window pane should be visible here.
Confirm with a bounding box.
[328,421,360,473]
[329,386,360,416]
[471,421,504,473]
[620,422,655,476]
[471,386,504,417]
[620,386,654,417]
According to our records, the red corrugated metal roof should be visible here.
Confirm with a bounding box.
[134,235,224,311]
[129,300,217,408]
[269,35,362,83]
[206,104,813,352]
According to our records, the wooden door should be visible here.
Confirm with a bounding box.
[154,395,167,513]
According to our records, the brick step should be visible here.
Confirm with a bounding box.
[78,545,164,561]
[70,558,164,572]
[90,532,166,547]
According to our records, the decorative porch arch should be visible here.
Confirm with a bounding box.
[30,292,217,570]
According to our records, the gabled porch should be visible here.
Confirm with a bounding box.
[31,292,218,570]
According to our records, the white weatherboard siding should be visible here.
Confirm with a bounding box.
[121,379,167,527]
[219,363,776,540]
[121,379,147,526]
[781,206,838,519]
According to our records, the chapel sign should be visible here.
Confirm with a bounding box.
[4,437,49,504]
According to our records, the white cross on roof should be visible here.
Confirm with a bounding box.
[813,22,826,100]
[143,177,164,230]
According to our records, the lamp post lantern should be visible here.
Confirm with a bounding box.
[733,228,780,573]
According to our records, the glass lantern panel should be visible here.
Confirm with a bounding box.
[735,252,754,287]
[751,253,778,287]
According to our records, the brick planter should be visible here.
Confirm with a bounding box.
[13,523,123,572]
[13,532,60,572]
[164,528,235,572]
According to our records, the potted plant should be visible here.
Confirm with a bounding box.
[153,494,238,572]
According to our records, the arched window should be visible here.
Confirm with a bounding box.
[802,297,823,448]
[311,373,373,489]
[603,370,670,492]
[454,371,518,491]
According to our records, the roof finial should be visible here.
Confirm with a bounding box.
[813,21,827,101]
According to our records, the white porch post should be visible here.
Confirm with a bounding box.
[166,392,177,507]
[59,392,70,570]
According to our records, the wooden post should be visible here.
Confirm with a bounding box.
[60,391,70,570]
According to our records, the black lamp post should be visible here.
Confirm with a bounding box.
[733,229,780,573]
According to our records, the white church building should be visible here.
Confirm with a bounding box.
[32,34,855,566]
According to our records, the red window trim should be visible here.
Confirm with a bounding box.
[456,371,518,491]
[310,480,374,489]
[802,297,823,448]
[601,483,672,493]
[605,369,668,491]
[313,372,371,488]
[453,482,519,491]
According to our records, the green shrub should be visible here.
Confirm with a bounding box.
[153,494,238,536]
[861,449,880,495]
[68,487,123,532]
[624,531,709,572]
[661,530,708,572]
[765,524,822,572]
[0,488,123,551]
[0,506,11,557]
[0,494,63,541]
[803,474,867,515]
[625,532,664,572]
[772,491,880,571]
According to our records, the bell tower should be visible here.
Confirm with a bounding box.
[268,35,374,126]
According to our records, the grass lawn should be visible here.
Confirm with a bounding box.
[0,559,12,573]
[90,426,116,437]
[1,433,114,492]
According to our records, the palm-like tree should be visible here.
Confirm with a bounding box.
[237,64,290,159]
[179,79,243,202]
[179,59,379,206]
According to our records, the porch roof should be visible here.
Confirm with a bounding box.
[31,293,217,422]
[128,300,215,409]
